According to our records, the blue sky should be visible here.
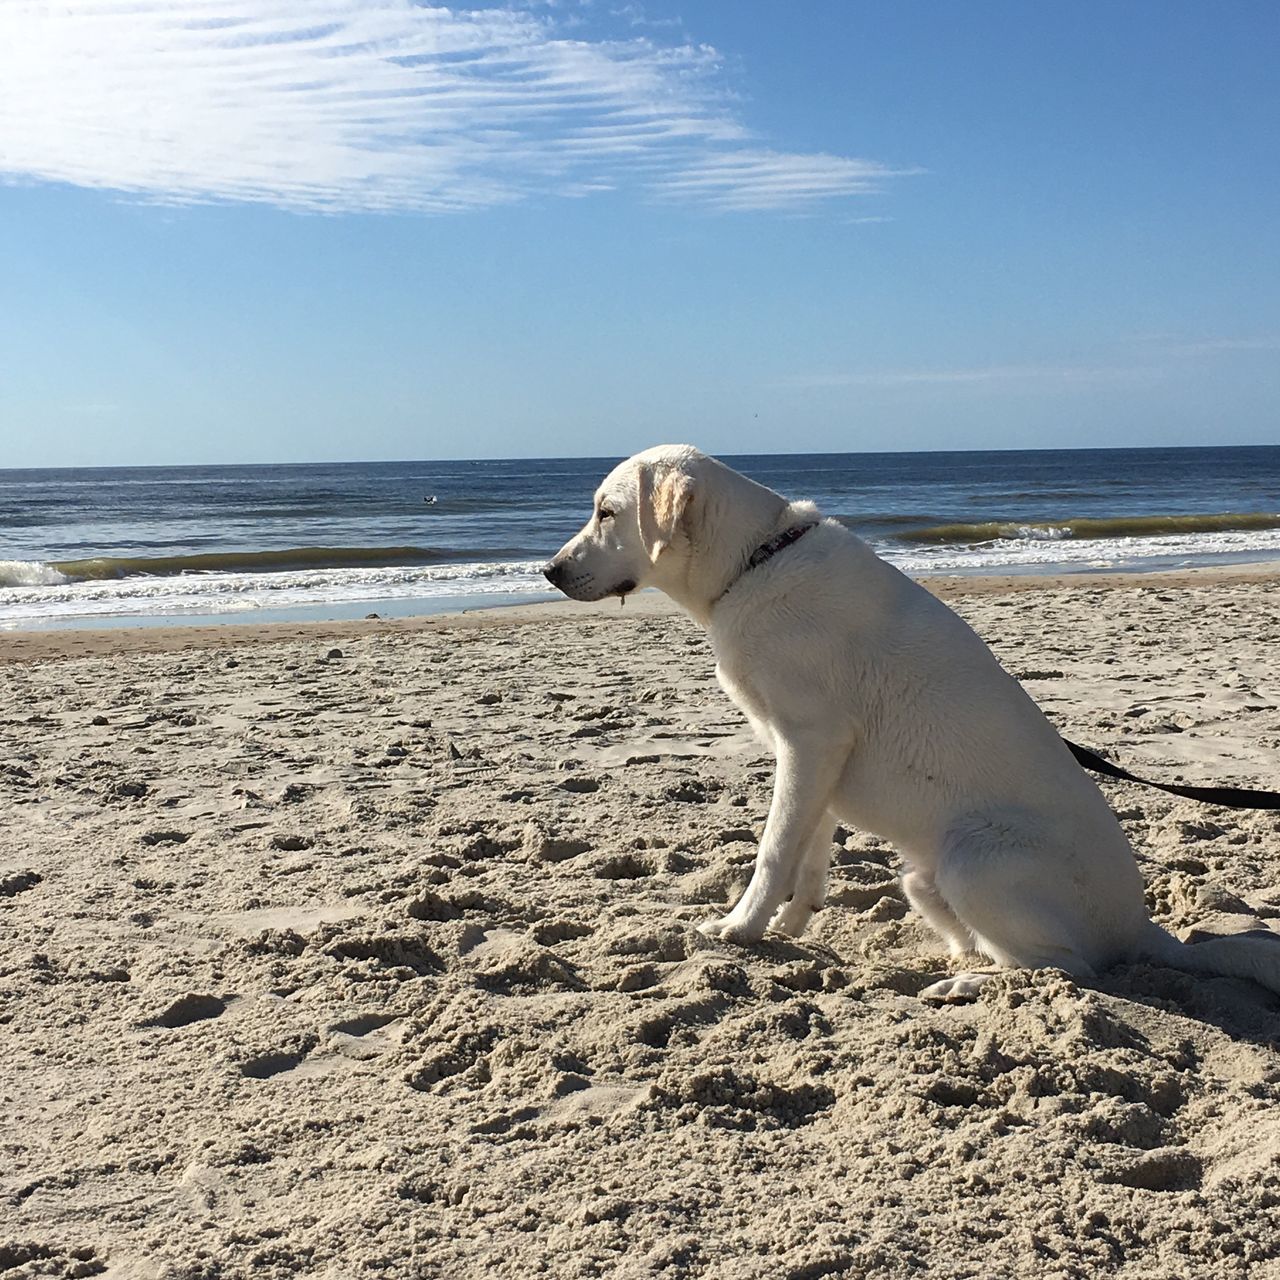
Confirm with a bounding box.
[1,0,1277,467]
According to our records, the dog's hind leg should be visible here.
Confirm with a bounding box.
[917,829,1102,1003]
[901,866,976,959]
[918,923,1099,1003]
[700,736,845,944]
[769,816,837,937]
[905,866,995,1002]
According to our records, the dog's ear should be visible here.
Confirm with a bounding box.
[638,464,694,562]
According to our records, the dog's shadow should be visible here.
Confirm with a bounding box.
[746,928,1280,1051]
[696,906,1280,1053]
[1092,961,1280,1054]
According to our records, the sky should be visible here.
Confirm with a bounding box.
[1,0,1277,467]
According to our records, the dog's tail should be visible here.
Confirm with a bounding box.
[1137,921,1280,995]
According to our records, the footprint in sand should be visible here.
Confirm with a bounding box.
[237,1014,406,1080]
[140,992,229,1029]
[239,1047,313,1080]
[328,1012,405,1061]
[0,869,41,897]
[558,775,601,793]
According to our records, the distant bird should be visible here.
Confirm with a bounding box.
[423,495,437,505]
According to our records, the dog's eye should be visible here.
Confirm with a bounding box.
[598,507,614,522]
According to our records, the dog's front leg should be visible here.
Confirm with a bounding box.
[699,736,845,944]
[769,816,837,937]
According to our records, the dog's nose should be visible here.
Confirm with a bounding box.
[542,559,565,585]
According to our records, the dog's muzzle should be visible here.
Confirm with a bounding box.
[543,559,634,601]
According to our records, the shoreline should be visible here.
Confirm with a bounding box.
[4,559,1280,664]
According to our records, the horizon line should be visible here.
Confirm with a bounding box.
[4,439,1280,474]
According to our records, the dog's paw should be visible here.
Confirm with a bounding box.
[768,899,816,938]
[696,915,734,940]
[918,972,995,1004]
[697,915,764,945]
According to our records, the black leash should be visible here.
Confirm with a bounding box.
[1063,738,1280,811]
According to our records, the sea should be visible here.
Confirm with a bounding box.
[3,446,1280,631]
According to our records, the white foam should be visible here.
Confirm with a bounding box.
[0,559,70,588]
[881,527,1280,574]
[0,559,557,624]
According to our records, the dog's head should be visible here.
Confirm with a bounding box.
[542,445,704,603]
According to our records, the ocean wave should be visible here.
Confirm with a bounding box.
[898,512,1280,546]
[0,558,557,623]
[0,559,71,588]
[833,512,939,531]
[883,526,1280,574]
[41,545,536,582]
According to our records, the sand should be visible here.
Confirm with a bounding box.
[3,571,1280,1280]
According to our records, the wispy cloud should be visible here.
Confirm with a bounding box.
[1160,335,1280,356]
[778,364,1153,390]
[0,1,912,216]
[610,4,684,31]
[779,333,1280,392]
[652,150,916,212]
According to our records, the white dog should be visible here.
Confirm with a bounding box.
[545,445,1280,1001]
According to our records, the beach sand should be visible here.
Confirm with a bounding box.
[3,570,1280,1279]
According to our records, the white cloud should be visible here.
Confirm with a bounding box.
[610,4,684,30]
[652,149,916,212]
[0,0,911,215]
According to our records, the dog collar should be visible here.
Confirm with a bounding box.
[717,521,818,603]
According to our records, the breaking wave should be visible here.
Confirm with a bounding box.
[899,512,1280,546]
[43,544,527,582]
[0,556,555,624]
